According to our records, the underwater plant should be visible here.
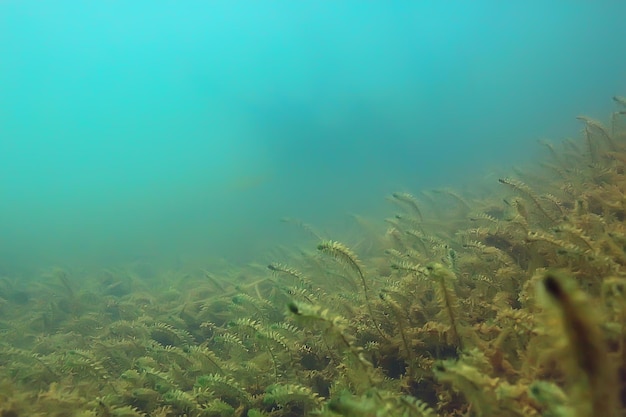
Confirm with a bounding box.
[1,98,626,417]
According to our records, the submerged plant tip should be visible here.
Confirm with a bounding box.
[287,302,300,315]
[543,273,564,300]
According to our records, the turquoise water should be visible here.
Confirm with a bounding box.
[1,2,625,273]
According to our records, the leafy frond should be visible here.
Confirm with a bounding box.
[264,383,324,412]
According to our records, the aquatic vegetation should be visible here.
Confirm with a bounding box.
[1,98,626,416]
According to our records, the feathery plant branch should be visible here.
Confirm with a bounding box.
[425,262,464,352]
[498,178,556,223]
[317,240,386,340]
[392,192,424,222]
[287,301,378,389]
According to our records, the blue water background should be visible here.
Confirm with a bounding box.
[1,2,625,273]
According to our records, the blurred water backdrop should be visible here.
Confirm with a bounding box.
[1,1,625,273]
